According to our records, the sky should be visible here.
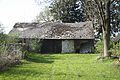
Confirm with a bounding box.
[0,0,47,33]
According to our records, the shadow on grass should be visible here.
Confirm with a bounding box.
[26,54,59,64]
[0,54,59,74]
[3,69,83,79]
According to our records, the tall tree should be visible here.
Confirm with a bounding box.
[49,0,87,23]
[33,6,54,22]
[81,0,120,57]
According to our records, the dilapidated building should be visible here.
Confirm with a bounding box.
[9,21,95,53]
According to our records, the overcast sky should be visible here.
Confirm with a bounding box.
[0,0,46,33]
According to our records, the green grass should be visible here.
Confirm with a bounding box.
[0,53,120,80]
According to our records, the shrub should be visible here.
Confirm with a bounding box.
[28,39,42,52]
[96,39,120,55]
[0,34,22,71]
[96,40,104,54]
[109,41,120,55]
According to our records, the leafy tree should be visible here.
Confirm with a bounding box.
[81,0,120,57]
[111,0,120,35]
[49,0,87,23]
[34,0,87,23]
[34,6,54,22]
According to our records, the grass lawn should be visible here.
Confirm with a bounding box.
[0,53,120,80]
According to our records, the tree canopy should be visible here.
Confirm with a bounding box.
[33,6,54,22]
[49,0,87,23]
[34,0,87,23]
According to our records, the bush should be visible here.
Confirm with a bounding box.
[96,39,120,55]
[0,34,18,55]
[29,39,42,52]
[96,40,104,54]
[0,34,22,71]
[109,41,120,55]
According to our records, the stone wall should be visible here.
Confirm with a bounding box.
[62,40,75,53]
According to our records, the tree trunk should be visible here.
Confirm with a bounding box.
[103,29,110,57]
[102,1,111,57]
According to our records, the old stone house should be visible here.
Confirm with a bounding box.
[9,21,95,53]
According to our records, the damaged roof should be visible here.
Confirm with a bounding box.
[9,21,94,39]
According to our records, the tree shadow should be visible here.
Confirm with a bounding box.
[2,68,82,79]
[26,54,59,64]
